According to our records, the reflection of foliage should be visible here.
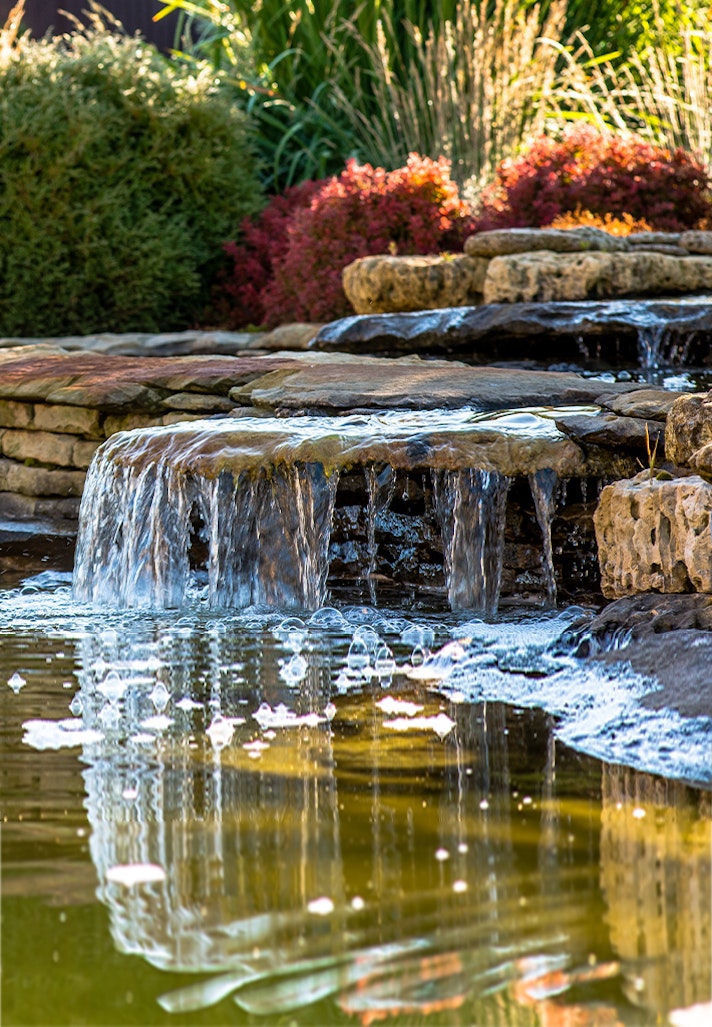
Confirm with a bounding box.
[0,21,262,335]
[211,154,474,327]
[472,126,712,232]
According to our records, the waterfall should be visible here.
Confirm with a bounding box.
[529,469,558,608]
[364,464,396,603]
[432,469,511,615]
[74,448,339,610]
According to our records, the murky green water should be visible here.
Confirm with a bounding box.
[1,559,710,1026]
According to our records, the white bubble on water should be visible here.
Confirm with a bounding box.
[106,863,166,887]
[149,682,171,711]
[7,672,26,694]
[280,653,308,685]
[307,896,334,916]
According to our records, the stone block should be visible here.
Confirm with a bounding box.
[0,399,34,430]
[33,403,102,438]
[0,491,81,521]
[664,392,712,467]
[679,230,712,254]
[0,458,86,497]
[1,429,76,468]
[343,254,489,314]
[594,471,712,597]
[465,226,628,258]
[483,251,712,304]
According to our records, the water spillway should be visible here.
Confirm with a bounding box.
[73,407,616,613]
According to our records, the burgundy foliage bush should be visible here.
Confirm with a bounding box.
[473,127,712,233]
[212,154,474,327]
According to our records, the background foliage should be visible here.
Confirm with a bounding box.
[0,18,262,336]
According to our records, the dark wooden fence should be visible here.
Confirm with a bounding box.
[0,2,181,50]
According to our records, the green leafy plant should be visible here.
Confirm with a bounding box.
[0,18,263,336]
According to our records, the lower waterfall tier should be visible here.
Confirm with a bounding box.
[72,408,630,612]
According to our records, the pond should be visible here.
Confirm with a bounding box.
[1,552,710,1027]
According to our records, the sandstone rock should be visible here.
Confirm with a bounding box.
[0,399,33,430]
[258,323,323,351]
[342,254,488,315]
[554,412,664,454]
[482,251,712,304]
[679,229,712,254]
[664,392,712,466]
[103,412,164,436]
[161,392,234,413]
[595,388,679,422]
[594,471,712,597]
[0,458,86,497]
[0,491,82,521]
[464,227,628,258]
[626,232,682,247]
[34,404,103,438]
[0,429,91,469]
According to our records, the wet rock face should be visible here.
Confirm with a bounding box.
[594,471,712,597]
[342,254,488,315]
[315,299,712,366]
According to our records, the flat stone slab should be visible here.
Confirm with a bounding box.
[596,388,681,422]
[465,226,628,257]
[0,351,303,411]
[314,298,712,363]
[230,361,642,413]
[554,412,665,454]
[0,324,322,357]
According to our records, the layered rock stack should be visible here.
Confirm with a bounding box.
[343,227,712,313]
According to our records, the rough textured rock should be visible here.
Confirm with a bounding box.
[554,412,665,454]
[314,298,712,364]
[565,595,712,718]
[665,392,712,467]
[594,471,712,597]
[0,492,81,521]
[465,227,628,257]
[0,429,99,470]
[230,361,641,414]
[343,254,489,314]
[595,388,680,422]
[679,230,712,254]
[483,251,712,304]
[0,458,86,498]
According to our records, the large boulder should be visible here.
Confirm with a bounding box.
[594,471,712,597]
[665,392,712,468]
[342,254,488,315]
[483,251,712,304]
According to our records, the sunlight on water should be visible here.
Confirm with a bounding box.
[1,575,710,1026]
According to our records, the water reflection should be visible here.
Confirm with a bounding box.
[22,614,708,1024]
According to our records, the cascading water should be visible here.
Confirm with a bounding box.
[432,469,511,614]
[364,465,396,604]
[72,407,598,614]
[529,468,559,608]
[75,451,339,610]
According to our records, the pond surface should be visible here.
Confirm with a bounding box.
[1,563,710,1027]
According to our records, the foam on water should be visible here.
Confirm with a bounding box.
[4,578,710,785]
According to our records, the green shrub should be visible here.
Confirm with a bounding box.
[0,25,263,336]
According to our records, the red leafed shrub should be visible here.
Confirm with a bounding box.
[213,153,474,327]
[473,127,712,233]
[209,179,321,329]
